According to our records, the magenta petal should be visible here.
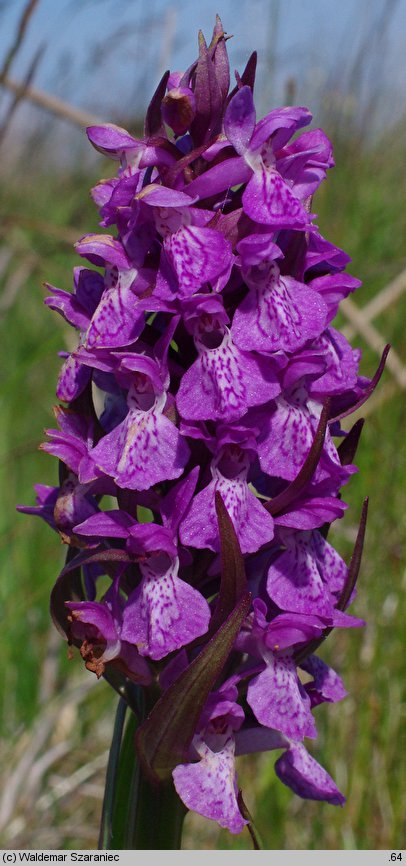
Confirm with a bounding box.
[274,494,347,531]
[164,226,232,295]
[257,394,315,481]
[232,270,327,353]
[137,183,197,208]
[300,655,347,707]
[44,286,90,331]
[65,601,118,642]
[86,123,141,156]
[237,233,281,267]
[242,168,310,228]
[121,568,210,660]
[256,392,345,485]
[41,432,86,477]
[312,531,348,597]
[173,736,247,834]
[309,273,361,323]
[275,743,345,805]
[180,477,274,555]
[310,327,359,397]
[75,510,134,539]
[56,355,91,403]
[235,726,288,756]
[185,157,251,200]
[250,106,312,152]
[160,466,200,532]
[90,408,189,491]
[75,234,131,270]
[247,654,317,740]
[176,332,279,423]
[264,611,327,651]
[224,85,256,155]
[85,280,145,349]
[267,534,335,618]
[277,128,334,198]
[117,641,153,685]
[177,339,247,422]
[127,523,177,559]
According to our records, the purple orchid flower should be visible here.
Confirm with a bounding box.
[74,471,210,660]
[45,268,104,401]
[21,18,376,843]
[66,578,152,683]
[176,298,280,422]
[173,679,247,834]
[180,426,275,554]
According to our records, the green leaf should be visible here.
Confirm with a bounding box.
[237,790,264,850]
[337,417,365,465]
[108,695,186,850]
[109,707,140,849]
[50,545,84,638]
[209,492,247,634]
[337,497,369,611]
[135,592,251,782]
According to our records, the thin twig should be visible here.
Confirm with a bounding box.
[38,626,62,705]
[1,75,103,128]
[340,296,406,389]
[37,751,109,811]
[343,268,406,340]
[0,246,13,278]
[0,676,94,831]
[0,256,36,315]
[0,0,39,86]
[0,45,45,145]
[1,216,79,245]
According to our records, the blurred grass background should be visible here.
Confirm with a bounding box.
[0,0,405,851]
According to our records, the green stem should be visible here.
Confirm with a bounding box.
[106,688,186,850]
[98,697,128,849]
[128,685,187,849]
[129,771,187,850]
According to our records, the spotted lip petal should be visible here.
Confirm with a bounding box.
[242,167,312,229]
[247,653,317,741]
[84,274,147,350]
[90,403,189,491]
[180,438,274,555]
[121,556,210,660]
[173,735,247,834]
[266,528,348,616]
[254,388,352,487]
[164,225,232,295]
[176,327,280,423]
[232,265,327,354]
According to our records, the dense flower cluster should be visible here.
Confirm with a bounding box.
[20,20,377,835]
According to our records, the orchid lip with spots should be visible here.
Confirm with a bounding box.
[18,16,379,848]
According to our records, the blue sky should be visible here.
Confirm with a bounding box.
[1,0,405,157]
